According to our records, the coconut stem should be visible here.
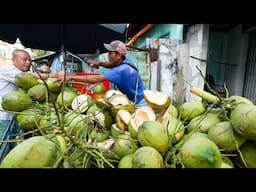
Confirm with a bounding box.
[231,133,247,168]
[190,87,219,104]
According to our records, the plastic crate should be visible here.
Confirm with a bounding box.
[0,118,22,162]
[74,72,110,99]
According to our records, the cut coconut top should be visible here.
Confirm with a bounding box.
[104,90,123,100]
[96,138,114,150]
[108,94,130,107]
[112,123,122,131]
[71,94,91,113]
[135,106,156,121]
[117,110,132,125]
[144,90,171,110]
[129,118,139,131]
[94,110,105,127]
[134,110,149,127]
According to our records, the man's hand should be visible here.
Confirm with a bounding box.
[53,70,66,83]
[89,61,100,69]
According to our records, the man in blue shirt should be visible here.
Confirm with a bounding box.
[55,40,146,105]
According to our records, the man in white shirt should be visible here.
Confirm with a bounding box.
[0,49,32,120]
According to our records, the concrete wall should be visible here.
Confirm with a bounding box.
[145,24,210,105]
[184,24,210,102]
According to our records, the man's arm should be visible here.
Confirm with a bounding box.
[90,61,115,68]
[54,70,107,83]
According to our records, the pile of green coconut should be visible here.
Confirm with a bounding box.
[0,71,256,168]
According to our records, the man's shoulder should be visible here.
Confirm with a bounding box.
[0,65,20,77]
[0,64,16,71]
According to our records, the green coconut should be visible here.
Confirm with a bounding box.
[18,88,27,93]
[133,146,164,168]
[1,90,33,112]
[239,141,256,168]
[93,83,106,94]
[94,110,113,130]
[221,156,234,168]
[63,111,81,125]
[118,154,134,168]
[110,103,135,117]
[137,121,169,153]
[95,98,110,111]
[208,121,246,152]
[66,114,92,136]
[90,128,110,142]
[178,100,206,122]
[46,77,62,94]
[128,118,139,139]
[48,92,58,102]
[17,108,43,131]
[39,112,59,130]
[230,104,256,140]
[162,117,185,145]
[15,72,39,90]
[111,123,125,137]
[27,84,47,102]
[187,112,221,133]
[179,132,222,168]
[167,104,178,118]
[87,104,101,120]
[158,105,177,123]
[225,95,254,109]
[128,106,156,139]
[56,87,78,107]
[0,136,57,168]
[112,134,138,158]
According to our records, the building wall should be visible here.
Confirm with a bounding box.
[184,24,210,102]
[224,25,249,95]
[207,25,249,96]
[0,39,34,66]
[144,24,209,105]
[134,24,183,48]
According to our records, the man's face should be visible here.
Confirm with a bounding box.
[13,52,32,72]
[107,51,122,67]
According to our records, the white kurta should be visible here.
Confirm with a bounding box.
[0,64,22,120]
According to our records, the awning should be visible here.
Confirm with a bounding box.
[0,24,127,54]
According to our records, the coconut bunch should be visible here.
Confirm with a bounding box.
[174,86,256,168]
[2,73,256,168]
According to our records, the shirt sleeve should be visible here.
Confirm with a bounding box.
[1,68,19,84]
[104,67,121,86]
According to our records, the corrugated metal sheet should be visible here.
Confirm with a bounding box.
[126,50,150,89]
[243,32,256,103]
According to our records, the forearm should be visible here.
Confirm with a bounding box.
[67,74,106,84]
[98,61,115,68]
[32,72,50,80]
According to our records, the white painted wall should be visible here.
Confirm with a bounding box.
[146,24,210,105]
[184,24,209,102]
